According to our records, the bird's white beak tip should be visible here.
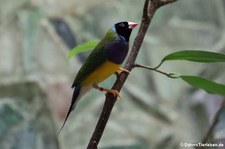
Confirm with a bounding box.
[128,22,138,29]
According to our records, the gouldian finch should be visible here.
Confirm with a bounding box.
[59,21,138,132]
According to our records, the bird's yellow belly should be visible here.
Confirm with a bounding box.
[82,60,120,85]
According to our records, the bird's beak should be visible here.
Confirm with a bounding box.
[128,22,138,29]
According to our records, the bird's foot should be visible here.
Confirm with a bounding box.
[105,89,120,98]
[93,84,121,98]
[114,68,130,79]
[118,67,130,73]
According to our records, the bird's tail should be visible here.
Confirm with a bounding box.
[58,84,82,134]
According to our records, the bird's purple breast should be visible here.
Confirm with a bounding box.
[105,41,129,64]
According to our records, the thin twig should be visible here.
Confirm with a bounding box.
[134,63,179,78]
[86,0,177,148]
[201,99,225,145]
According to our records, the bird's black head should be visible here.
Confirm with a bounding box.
[114,21,138,42]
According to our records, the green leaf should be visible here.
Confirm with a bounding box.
[68,40,99,59]
[155,50,225,68]
[180,75,225,96]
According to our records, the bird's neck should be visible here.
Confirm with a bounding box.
[104,29,128,43]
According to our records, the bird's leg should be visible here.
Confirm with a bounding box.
[93,84,120,98]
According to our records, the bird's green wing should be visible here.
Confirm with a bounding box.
[72,40,107,87]
[72,29,117,87]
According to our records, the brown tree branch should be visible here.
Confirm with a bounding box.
[86,0,177,148]
[201,99,225,145]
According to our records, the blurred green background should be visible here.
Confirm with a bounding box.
[0,0,225,149]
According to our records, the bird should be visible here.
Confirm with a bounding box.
[59,21,138,133]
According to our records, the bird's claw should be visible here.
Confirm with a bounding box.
[114,71,120,79]
[106,89,121,98]
[118,67,130,73]
[115,68,130,78]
